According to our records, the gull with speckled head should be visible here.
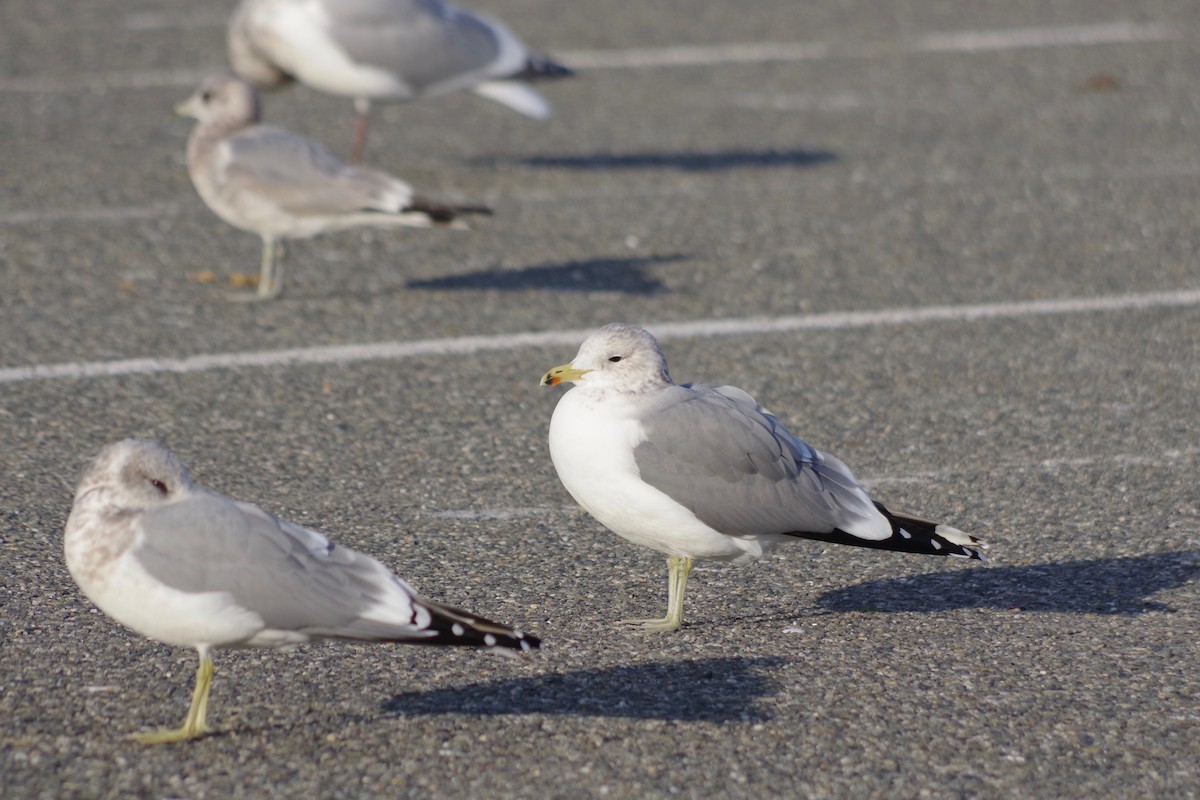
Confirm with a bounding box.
[541,324,986,632]
[176,75,490,300]
[64,440,538,743]
[228,0,574,164]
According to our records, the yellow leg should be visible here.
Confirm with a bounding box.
[619,555,693,632]
[133,653,214,744]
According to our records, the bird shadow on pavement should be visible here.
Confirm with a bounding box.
[382,657,783,723]
[476,148,837,172]
[407,254,684,294]
[817,551,1200,615]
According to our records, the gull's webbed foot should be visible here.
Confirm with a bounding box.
[617,616,682,632]
[131,722,208,744]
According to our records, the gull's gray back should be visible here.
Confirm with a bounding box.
[326,0,508,93]
[133,491,422,639]
[633,384,880,538]
[222,127,409,215]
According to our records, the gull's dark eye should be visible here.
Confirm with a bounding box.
[608,355,623,363]
[200,91,213,102]
[149,479,169,495]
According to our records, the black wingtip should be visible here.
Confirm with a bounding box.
[785,503,986,560]
[516,55,575,81]
[414,600,541,653]
[406,196,494,224]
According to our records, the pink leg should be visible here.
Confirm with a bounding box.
[349,98,371,165]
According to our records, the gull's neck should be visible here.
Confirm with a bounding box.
[569,375,673,413]
[187,115,254,169]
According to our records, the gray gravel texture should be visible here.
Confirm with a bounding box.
[2,1,1199,798]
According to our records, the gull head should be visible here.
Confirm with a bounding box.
[75,439,193,511]
[541,323,672,393]
[175,75,262,127]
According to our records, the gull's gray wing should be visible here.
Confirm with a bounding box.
[131,490,428,640]
[633,384,888,540]
[322,0,518,94]
[220,127,411,214]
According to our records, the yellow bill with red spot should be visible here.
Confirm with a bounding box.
[541,363,592,387]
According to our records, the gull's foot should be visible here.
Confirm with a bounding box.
[618,617,682,632]
[131,724,208,744]
[224,273,282,302]
[226,289,276,303]
[226,282,282,302]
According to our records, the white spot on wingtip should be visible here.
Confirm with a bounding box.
[484,634,497,646]
[451,623,464,636]
[931,539,942,550]
[898,528,912,539]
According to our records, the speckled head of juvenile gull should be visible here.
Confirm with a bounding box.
[227,0,574,164]
[541,323,986,632]
[64,439,538,743]
[175,75,490,300]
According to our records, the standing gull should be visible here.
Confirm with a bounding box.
[228,0,574,164]
[64,439,538,743]
[541,324,986,632]
[177,75,489,300]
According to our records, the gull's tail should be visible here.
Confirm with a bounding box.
[473,55,573,120]
[793,503,986,560]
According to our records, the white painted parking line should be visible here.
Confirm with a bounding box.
[0,69,211,94]
[0,205,178,225]
[0,22,1179,93]
[426,507,579,521]
[910,21,1177,54]
[561,41,839,70]
[2,287,1197,385]
[861,449,1196,488]
[559,21,1178,69]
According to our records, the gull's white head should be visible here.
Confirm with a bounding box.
[541,323,672,393]
[75,439,193,510]
[175,75,262,128]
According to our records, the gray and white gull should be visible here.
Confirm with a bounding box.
[228,0,573,163]
[177,75,489,300]
[64,439,538,743]
[541,323,986,632]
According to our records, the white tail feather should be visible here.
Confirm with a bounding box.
[935,523,988,549]
[473,80,552,119]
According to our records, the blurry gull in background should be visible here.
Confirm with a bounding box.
[176,75,489,300]
[228,0,573,163]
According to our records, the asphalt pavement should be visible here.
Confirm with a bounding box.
[2,1,1199,798]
